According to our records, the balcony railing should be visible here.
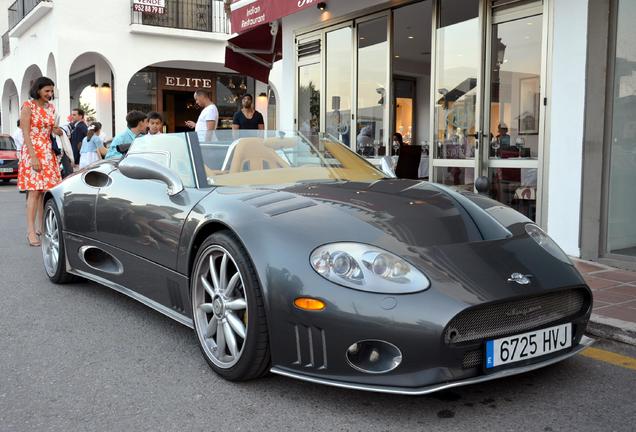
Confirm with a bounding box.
[2,32,9,58]
[8,0,47,30]
[131,0,229,34]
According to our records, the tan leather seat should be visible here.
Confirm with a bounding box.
[229,138,289,173]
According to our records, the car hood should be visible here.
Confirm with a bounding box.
[0,150,17,159]
[257,179,501,248]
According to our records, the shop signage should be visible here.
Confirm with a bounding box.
[230,0,318,34]
[133,0,166,15]
[158,70,218,92]
[164,76,213,89]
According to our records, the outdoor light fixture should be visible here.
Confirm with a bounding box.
[258,92,267,98]
[90,83,98,88]
[317,2,327,11]
[101,83,111,88]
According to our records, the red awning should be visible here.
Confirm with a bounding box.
[225,21,282,83]
[225,0,318,82]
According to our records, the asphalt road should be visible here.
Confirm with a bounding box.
[1,182,635,432]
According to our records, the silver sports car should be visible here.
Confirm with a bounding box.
[41,130,593,395]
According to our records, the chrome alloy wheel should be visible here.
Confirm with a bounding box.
[193,245,248,369]
[42,206,60,277]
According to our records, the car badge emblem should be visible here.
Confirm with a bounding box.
[507,272,532,285]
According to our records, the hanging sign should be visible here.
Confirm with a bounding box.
[133,0,166,15]
[230,0,318,34]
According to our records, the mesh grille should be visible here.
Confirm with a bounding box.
[462,350,483,369]
[445,289,588,345]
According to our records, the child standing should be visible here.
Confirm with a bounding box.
[79,122,103,169]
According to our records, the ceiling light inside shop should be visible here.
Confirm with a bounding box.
[408,36,414,39]
[394,55,400,58]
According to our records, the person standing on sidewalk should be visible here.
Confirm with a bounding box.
[70,108,87,167]
[79,122,103,169]
[185,89,218,132]
[232,94,264,131]
[18,77,63,247]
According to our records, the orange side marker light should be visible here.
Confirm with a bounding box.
[294,297,326,311]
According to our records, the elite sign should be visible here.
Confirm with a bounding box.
[230,0,319,34]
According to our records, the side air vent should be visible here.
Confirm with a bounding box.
[292,324,328,370]
[82,171,112,188]
[79,246,123,275]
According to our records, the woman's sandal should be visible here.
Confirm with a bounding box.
[27,233,41,247]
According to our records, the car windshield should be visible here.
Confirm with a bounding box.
[0,136,16,151]
[195,130,385,187]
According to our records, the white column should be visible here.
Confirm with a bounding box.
[56,62,71,126]
[94,60,113,138]
[113,70,130,136]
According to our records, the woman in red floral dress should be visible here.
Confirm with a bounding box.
[19,77,63,246]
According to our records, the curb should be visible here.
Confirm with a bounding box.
[586,314,636,346]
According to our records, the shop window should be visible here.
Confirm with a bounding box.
[127,70,157,113]
[607,0,636,257]
[356,16,389,156]
[216,74,255,129]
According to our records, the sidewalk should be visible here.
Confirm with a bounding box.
[573,259,636,346]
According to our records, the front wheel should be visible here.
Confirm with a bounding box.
[191,231,270,381]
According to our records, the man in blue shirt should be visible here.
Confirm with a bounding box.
[105,111,148,159]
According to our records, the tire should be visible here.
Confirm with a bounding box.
[191,231,270,381]
[42,200,75,284]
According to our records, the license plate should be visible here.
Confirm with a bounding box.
[485,323,572,369]
[0,168,13,172]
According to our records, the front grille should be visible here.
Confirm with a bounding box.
[445,288,589,345]
[463,349,483,368]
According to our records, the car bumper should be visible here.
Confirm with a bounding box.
[271,335,595,395]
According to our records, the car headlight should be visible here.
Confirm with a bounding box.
[525,224,572,265]
[310,242,430,294]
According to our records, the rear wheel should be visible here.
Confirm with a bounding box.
[191,231,270,381]
[42,200,75,284]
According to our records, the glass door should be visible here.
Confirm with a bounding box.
[482,2,545,222]
[355,14,390,157]
[431,0,482,190]
[296,36,322,137]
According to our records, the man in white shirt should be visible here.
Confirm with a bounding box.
[185,89,218,132]
[12,120,24,160]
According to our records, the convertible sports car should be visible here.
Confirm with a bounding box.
[41,130,593,395]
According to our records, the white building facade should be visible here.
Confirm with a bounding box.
[0,0,271,139]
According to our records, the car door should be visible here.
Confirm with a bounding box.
[91,134,209,318]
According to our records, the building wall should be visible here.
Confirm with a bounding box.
[0,0,230,135]
[545,0,589,256]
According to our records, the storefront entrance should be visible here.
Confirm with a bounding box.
[163,90,201,133]
[127,67,256,133]
[432,0,546,223]
[295,0,547,223]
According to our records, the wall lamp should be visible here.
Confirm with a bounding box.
[101,83,111,88]
[90,82,99,88]
[317,2,327,11]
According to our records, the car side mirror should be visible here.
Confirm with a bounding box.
[118,156,184,196]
